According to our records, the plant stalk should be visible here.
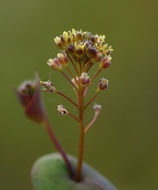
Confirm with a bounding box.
[75,86,85,182]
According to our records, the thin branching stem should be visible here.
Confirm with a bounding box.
[84,111,100,133]
[66,67,80,86]
[84,90,100,110]
[66,51,79,75]
[90,69,101,83]
[56,90,78,108]
[61,71,78,91]
[68,112,80,122]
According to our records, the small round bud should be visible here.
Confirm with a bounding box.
[75,44,85,57]
[67,44,75,54]
[92,52,103,62]
[57,53,68,67]
[47,58,63,71]
[98,78,108,90]
[40,80,56,93]
[93,104,102,113]
[79,73,90,86]
[54,36,62,49]
[99,56,111,70]
[90,35,98,43]
[76,32,83,41]
[57,105,68,115]
[86,46,97,57]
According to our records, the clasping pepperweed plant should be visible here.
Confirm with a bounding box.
[16,29,113,182]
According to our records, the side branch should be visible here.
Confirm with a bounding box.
[84,90,100,110]
[90,69,101,83]
[66,51,79,75]
[61,71,78,91]
[84,111,100,133]
[68,112,80,122]
[56,90,78,107]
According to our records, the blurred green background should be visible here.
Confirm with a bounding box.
[0,0,158,189]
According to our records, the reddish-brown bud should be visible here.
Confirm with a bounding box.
[47,58,63,71]
[79,73,90,86]
[98,78,108,90]
[16,74,46,123]
[57,53,68,67]
[99,57,111,70]
[67,44,75,54]
[92,52,103,62]
[86,46,97,57]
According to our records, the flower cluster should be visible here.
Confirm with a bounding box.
[52,29,113,73]
[16,29,113,182]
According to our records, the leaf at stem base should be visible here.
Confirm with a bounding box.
[31,153,117,190]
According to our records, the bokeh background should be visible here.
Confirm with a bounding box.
[1,0,158,189]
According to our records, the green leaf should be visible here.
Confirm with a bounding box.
[31,153,117,190]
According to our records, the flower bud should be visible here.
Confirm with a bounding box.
[93,104,102,114]
[54,36,63,49]
[86,46,97,57]
[92,52,103,62]
[15,74,46,123]
[57,53,68,67]
[79,73,90,86]
[67,44,75,54]
[40,80,56,93]
[75,44,85,57]
[76,31,83,41]
[99,56,111,70]
[47,58,63,71]
[98,78,108,90]
[57,105,68,115]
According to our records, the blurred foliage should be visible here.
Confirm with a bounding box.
[0,0,158,190]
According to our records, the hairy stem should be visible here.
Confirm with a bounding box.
[44,118,74,178]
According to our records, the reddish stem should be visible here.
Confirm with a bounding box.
[84,111,100,133]
[84,90,99,110]
[56,90,78,107]
[90,69,101,83]
[68,112,80,122]
[44,118,74,178]
[66,52,79,75]
[61,71,78,91]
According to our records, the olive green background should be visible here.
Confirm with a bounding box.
[0,0,158,190]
